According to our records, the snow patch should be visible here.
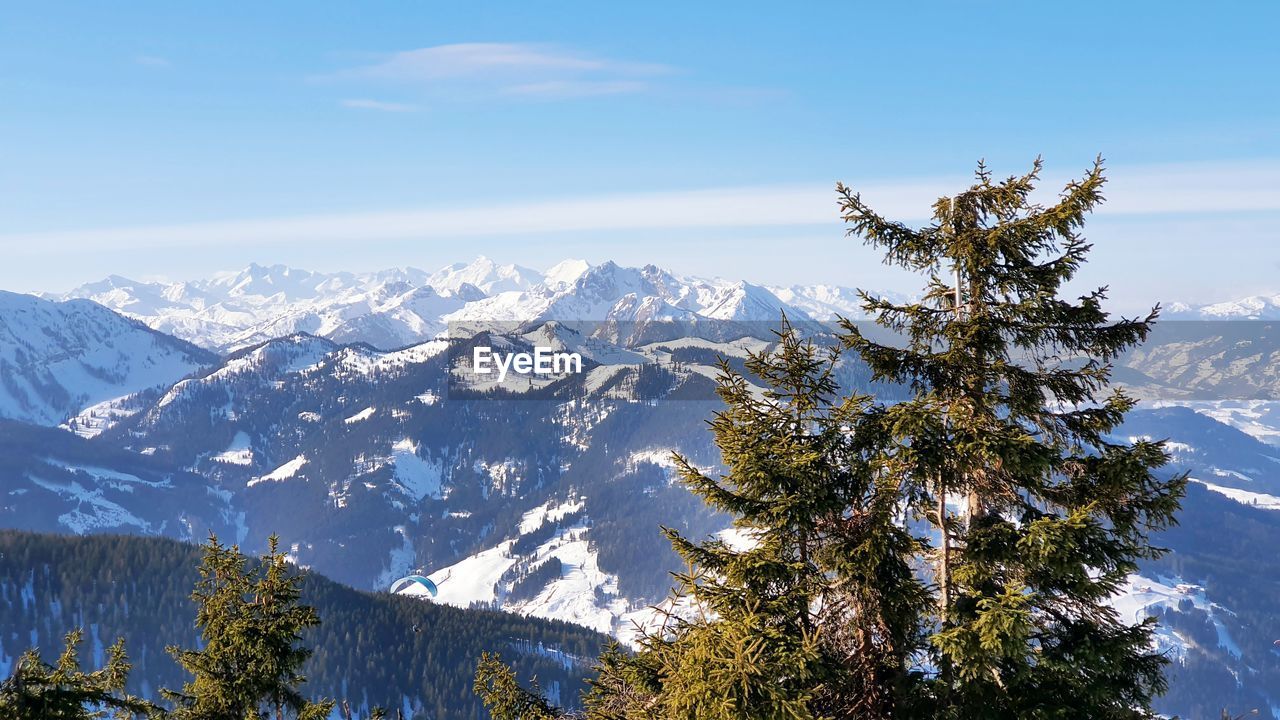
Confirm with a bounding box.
[389,439,443,501]
[248,455,308,487]
[1194,478,1280,510]
[211,431,254,465]
[519,499,586,535]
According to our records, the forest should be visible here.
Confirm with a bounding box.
[0,530,607,719]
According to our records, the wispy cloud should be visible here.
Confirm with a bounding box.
[134,54,170,67]
[501,80,649,99]
[340,98,417,112]
[326,42,673,100]
[5,160,1278,254]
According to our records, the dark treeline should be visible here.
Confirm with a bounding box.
[0,530,607,719]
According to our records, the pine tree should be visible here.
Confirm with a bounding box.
[835,157,1185,718]
[483,325,930,720]
[473,158,1184,720]
[637,324,930,719]
[164,534,334,720]
[475,652,563,720]
[0,629,160,719]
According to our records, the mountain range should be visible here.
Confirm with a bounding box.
[4,258,1280,717]
[48,258,886,353]
[49,257,1278,358]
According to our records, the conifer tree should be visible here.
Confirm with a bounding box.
[0,629,160,719]
[636,324,929,719]
[473,158,1184,720]
[164,534,334,720]
[475,652,563,720]
[485,325,931,720]
[835,157,1185,718]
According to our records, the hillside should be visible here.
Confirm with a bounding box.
[0,530,608,719]
[0,291,215,427]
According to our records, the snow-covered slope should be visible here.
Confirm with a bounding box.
[427,256,542,294]
[0,291,215,426]
[54,264,483,352]
[0,420,237,540]
[442,261,807,345]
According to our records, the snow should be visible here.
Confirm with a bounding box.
[638,334,772,358]
[1176,400,1280,447]
[426,519,624,633]
[0,291,210,426]
[423,503,667,640]
[212,431,254,465]
[248,454,308,487]
[389,439,443,501]
[27,476,154,534]
[507,528,617,634]
[519,499,586,534]
[427,540,520,605]
[46,461,167,488]
[1110,574,1241,660]
[474,459,524,497]
[373,526,417,590]
[628,448,679,471]
[61,395,145,438]
[330,340,449,378]
[543,259,591,290]
[717,526,760,552]
[1166,293,1280,320]
[429,256,542,294]
[154,335,335,411]
[344,406,376,424]
[583,366,628,394]
[1194,478,1280,510]
[52,259,891,354]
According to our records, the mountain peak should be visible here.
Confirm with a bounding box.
[544,259,591,290]
[428,256,541,295]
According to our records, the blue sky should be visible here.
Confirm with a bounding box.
[2,2,1277,310]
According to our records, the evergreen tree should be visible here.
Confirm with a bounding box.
[835,157,1185,718]
[475,652,563,720]
[481,326,930,720]
[0,629,160,720]
[474,158,1184,720]
[641,325,929,719]
[164,534,334,720]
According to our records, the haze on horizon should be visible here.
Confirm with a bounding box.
[2,2,1277,312]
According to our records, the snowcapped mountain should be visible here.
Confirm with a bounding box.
[18,263,1280,716]
[0,291,215,426]
[768,283,871,319]
[543,258,592,290]
[3,286,1280,715]
[1165,294,1280,320]
[53,258,880,353]
[55,263,480,352]
[443,261,807,345]
[53,327,733,596]
[427,255,542,294]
